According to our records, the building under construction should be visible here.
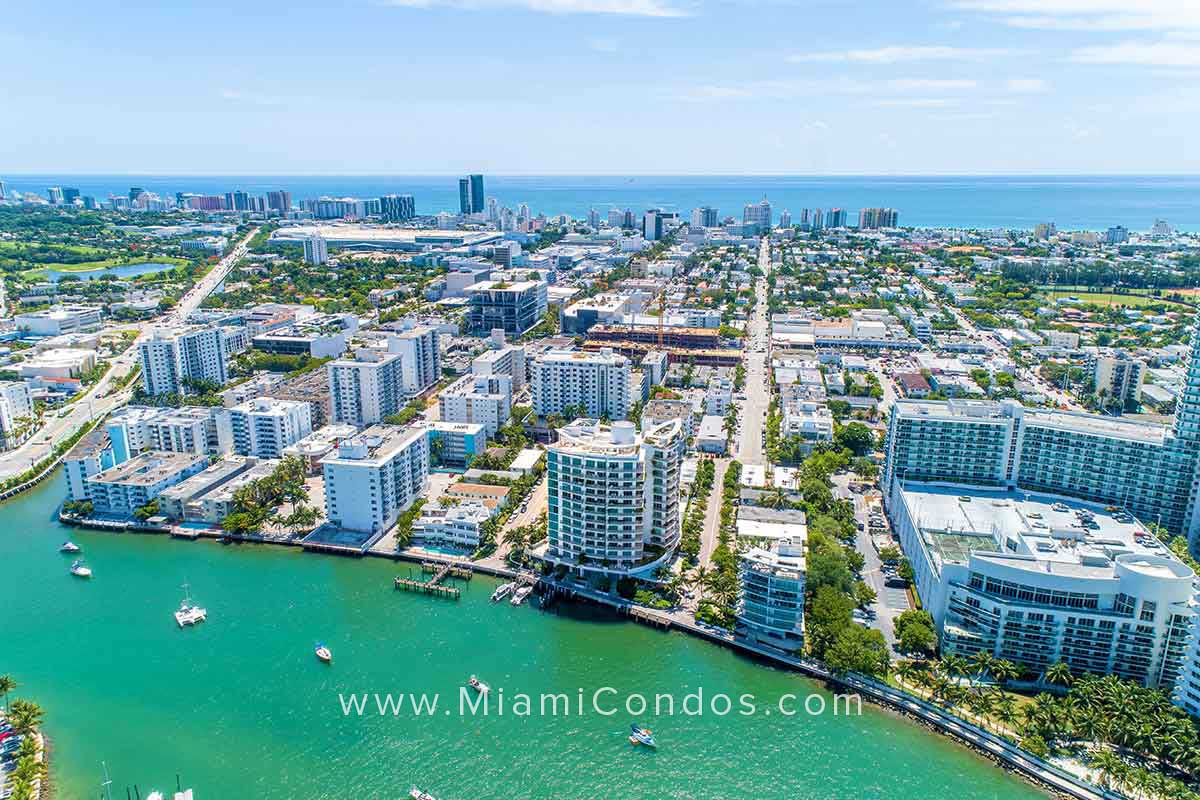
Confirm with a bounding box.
[582,324,739,367]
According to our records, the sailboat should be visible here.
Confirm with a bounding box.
[174,582,207,627]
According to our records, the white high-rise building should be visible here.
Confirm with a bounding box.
[321,424,429,534]
[303,235,328,265]
[387,325,441,397]
[138,326,229,396]
[327,349,404,427]
[220,397,313,459]
[530,347,631,421]
[0,381,33,450]
[743,199,772,234]
[438,374,512,438]
[106,406,220,460]
[545,419,683,577]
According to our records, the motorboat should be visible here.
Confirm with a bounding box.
[491,582,515,602]
[174,583,207,627]
[410,788,437,800]
[510,586,533,606]
[315,643,332,663]
[60,541,81,553]
[629,724,657,748]
[69,559,92,578]
[468,674,490,694]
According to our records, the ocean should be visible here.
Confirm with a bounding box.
[2,174,1199,233]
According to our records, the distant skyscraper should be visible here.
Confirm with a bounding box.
[0,179,6,200]
[643,210,662,241]
[458,175,485,214]
[62,188,80,205]
[858,208,899,229]
[743,199,772,234]
[779,209,791,227]
[486,196,499,222]
[810,209,824,230]
[47,187,64,205]
[266,190,292,214]
[799,209,810,228]
[129,187,145,202]
[1105,226,1130,244]
[691,206,719,227]
[303,236,328,265]
[587,208,601,229]
[380,194,416,222]
[825,208,847,228]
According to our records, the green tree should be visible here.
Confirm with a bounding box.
[834,421,875,456]
[0,674,15,711]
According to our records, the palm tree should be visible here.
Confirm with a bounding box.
[994,696,1019,737]
[1043,661,1074,689]
[939,654,968,679]
[0,675,14,711]
[690,566,711,601]
[1090,749,1124,790]
[991,659,1020,689]
[969,651,995,685]
[7,699,43,735]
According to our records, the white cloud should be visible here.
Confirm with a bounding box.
[885,78,977,91]
[1006,77,1049,93]
[951,1,1200,33]
[382,0,690,16]
[874,98,961,108]
[1069,41,1200,68]
[788,45,1005,64]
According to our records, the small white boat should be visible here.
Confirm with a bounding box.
[510,586,533,606]
[491,582,515,602]
[410,788,437,800]
[174,582,207,627]
[629,723,657,748]
[60,541,81,553]
[69,559,92,578]
[468,674,490,694]
[315,643,332,663]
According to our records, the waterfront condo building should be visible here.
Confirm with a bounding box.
[85,451,208,516]
[531,347,632,422]
[138,326,230,396]
[321,424,429,534]
[736,535,807,653]
[466,280,548,337]
[218,397,314,459]
[545,419,683,578]
[327,330,438,427]
[438,373,512,438]
[420,421,487,469]
[888,484,1195,691]
[106,406,223,461]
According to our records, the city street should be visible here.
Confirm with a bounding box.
[736,237,772,466]
[0,227,257,480]
[698,457,730,566]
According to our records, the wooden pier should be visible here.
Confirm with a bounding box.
[394,560,475,600]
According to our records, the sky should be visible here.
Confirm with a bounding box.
[2,0,1198,175]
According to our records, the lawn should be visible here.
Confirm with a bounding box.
[1038,287,1190,310]
[19,254,189,278]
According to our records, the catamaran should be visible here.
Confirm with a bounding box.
[69,559,92,578]
[174,583,207,627]
[315,643,332,663]
[629,724,657,748]
[491,582,515,602]
[510,586,533,606]
[60,541,81,553]
[468,674,490,694]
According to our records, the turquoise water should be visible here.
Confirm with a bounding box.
[43,262,179,282]
[0,480,1046,799]
[6,174,1200,231]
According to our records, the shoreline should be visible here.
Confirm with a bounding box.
[58,510,1120,800]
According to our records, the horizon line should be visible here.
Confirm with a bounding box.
[4,171,1200,179]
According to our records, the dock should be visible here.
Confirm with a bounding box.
[394,559,475,600]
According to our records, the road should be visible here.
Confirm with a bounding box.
[736,237,772,466]
[0,228,257,480]
[698,457,730,566]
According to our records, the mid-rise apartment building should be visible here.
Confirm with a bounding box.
[321,425,429,534]
[438,374,512,438]
[219,397,313,459]
[737,536,807,653]
[1088,353,1146,408]
[0,381,33,450]
[466,280,548,336]
[530,347,631,421]
[106,406,222,460]
[138,326,230,396]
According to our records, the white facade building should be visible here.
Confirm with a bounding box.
[14,305,103,336]
[545,419,683,577]
[530,347,631,421]
[138,326,229,396]
[737,536,807,653]
[303,235,328,265]
[321,425,429,534]
[219,397,313,458]
[438,373,512,438]
[327,348,404,427]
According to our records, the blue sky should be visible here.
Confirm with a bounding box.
[2,0,1197,174]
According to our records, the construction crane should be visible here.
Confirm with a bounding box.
[658,288,666,349]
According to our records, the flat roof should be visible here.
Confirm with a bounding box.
[899,482,1186,579]
[89,451,205,487]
